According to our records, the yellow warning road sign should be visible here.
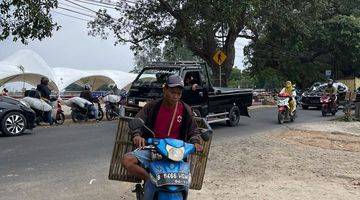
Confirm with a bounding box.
[213,50,227,66]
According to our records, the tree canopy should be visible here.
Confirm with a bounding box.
[89,0,259,86]
[244,0,360,88]
[0,0,60,44]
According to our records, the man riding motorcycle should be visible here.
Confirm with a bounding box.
[79,84,100,121]
[324,79,337,95]
[279,81,297,116]
[121,74,202,182]
[36,77,53,125]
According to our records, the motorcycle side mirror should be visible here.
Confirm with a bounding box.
[200,128,213,141]
[128,118,145,130]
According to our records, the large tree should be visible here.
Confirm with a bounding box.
[244,0,360,89]
[0,0,60,44]
[89,0,259,86]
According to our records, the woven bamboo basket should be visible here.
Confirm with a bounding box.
[108,116,212,190]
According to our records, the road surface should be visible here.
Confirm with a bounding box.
[0,107,341,200]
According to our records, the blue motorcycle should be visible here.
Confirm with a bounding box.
[128,118,212,200]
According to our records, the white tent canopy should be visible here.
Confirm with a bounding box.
[0,49,59,90]
[53,68,137,91]
[0,49,137,92]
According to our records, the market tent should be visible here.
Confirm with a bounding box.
[0,49,59,91]
[53,68,137,91]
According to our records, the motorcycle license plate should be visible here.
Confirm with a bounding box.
[156,172,189,187]
[138,101,147,107]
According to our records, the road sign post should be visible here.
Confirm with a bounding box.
[213,50,227,87]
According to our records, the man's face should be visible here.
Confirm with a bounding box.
[163,86,183,105]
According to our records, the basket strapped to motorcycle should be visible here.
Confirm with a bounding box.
[109,116,213,190]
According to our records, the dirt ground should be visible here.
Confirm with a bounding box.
[188,120,360,200]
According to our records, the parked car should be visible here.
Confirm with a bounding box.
[301,82,348,109]
[356,87,360,102]
[0,96,36,136]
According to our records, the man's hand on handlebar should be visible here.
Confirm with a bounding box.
[133,135,146,148]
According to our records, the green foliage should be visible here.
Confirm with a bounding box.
[244,0,360,89]
[133,39,200,72]
[132,41,162,73]
[89,0,260,86]
[163,39,201,62]
[0,0,60,44]
[228,67,256,88]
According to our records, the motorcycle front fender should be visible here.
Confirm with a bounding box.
[278,106,287,112]
[144,180,187,200]
[322,103,328,109]
[158,191,184,200]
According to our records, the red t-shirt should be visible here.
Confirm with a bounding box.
[153,102,184,139]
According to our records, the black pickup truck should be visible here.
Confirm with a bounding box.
[124,62,253,126]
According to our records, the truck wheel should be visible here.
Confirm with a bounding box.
[226,106,240,127]
[192,108,201,117]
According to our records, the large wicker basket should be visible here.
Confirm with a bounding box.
[108,116,213,190]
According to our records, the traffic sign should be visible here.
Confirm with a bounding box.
[213,50,227,66]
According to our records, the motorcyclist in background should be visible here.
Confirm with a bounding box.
[80,84,100,121]
[36,77,54,125]
[107,84,128,117]
[324,79,337,95]
[279,81,297,116]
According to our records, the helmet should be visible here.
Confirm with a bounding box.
[285,81,292,87]
[41,77,49,85]
[84,83,91,91]
[327,79,333,87]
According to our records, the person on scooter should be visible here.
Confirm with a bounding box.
[36,77,53,125]
[323,78,337,104]
[324,79,337,95]
[279,81,297,116]
[121,74,203,181]
[80,84,100,121]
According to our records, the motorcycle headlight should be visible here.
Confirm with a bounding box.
[166,145,185,161]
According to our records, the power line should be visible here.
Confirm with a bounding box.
[64,0,98,14]
[72,0,119,9]
[58,6,96,18]
[59,1,95,14]
[52,10,91,22]
[86,0,135,6]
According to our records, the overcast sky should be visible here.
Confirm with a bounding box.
[0,1,248,72]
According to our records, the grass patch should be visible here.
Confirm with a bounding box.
[332,115,360,122]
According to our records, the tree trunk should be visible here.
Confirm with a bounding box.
[204,47,235,87]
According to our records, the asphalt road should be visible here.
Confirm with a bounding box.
[0,107,341,200]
